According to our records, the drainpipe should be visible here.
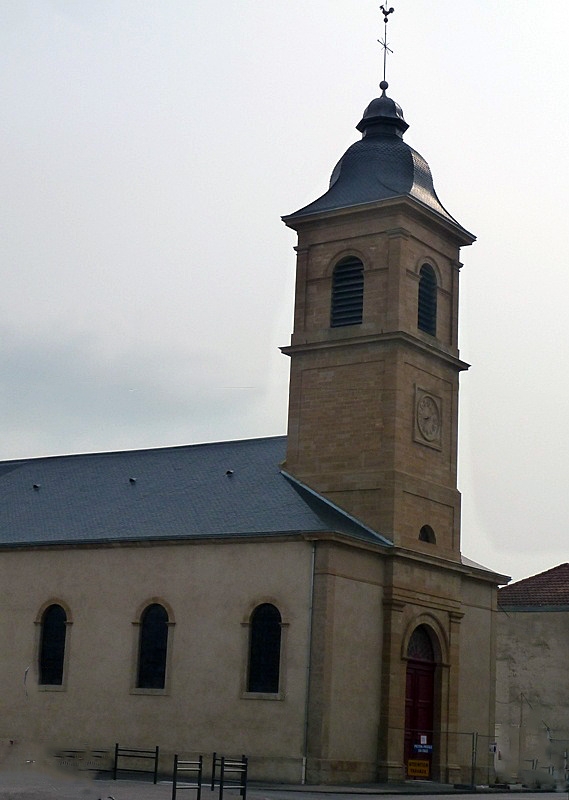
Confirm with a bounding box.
[301,542,316,785]
[470,731,478,788]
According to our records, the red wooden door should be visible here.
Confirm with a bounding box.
[404,659,435,777]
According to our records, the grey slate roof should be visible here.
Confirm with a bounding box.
[285,87,471,239]
[0,435,392,549]
[291,136,457,222]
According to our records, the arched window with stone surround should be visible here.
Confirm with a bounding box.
[136,603,169,690]
[39,604,67,685]
[418,264,437,336]
[331,256,364,327]
[247,603,282,693]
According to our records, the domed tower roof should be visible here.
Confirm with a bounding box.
[286,82,463,228]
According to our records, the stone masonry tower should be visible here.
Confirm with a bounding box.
[282,82,474,561]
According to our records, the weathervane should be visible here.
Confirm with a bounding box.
[379,4,394,85]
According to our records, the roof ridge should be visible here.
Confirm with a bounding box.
[0,434,288,467]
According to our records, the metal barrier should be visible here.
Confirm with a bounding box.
[211,752,240,790]
[219,756,248,800]
[54,748,111,772]
[211,752,222,791]
[211,752,248,800]
[381,725,497,786]
[54,749,87,770]
[112,742,159,783]
[172,754,203,800]
[494,721,569,787]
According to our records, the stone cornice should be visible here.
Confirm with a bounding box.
[382,597,406,612]
[281,329,470,372]
[384,586,462,615]
[282,195,476,247]
[391,545,509,585]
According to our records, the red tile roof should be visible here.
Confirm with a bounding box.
[498,563,569,608]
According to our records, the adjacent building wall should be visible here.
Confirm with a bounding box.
[496,608,569,788]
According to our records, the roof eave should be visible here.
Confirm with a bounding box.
[282,195,476,247]
[498,603,569,613]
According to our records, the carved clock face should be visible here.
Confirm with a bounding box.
[416,395,441,442]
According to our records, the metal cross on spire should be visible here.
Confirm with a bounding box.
[378,4,395,85]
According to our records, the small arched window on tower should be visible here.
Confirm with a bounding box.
[137,603,169,690]
[39,604,67,685]
[418,264,437,336]
[419,525,436,544]
[247,603,282,693]
[331,256,364,327]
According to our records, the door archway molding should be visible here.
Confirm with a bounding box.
[400,614,449,664]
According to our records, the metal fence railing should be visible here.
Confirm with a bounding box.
[54,731,569,788]
[495,722,569,788]
[383,726,498,786]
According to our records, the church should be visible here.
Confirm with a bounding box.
[0,64,506,784]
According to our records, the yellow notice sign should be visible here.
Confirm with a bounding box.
[407,759,430,778]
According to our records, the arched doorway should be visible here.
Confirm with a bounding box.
[404,625,437,779]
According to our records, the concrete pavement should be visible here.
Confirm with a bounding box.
[0,764,564,800]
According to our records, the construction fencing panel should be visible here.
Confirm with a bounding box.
[386,726,497,786]
[495,722,569,788]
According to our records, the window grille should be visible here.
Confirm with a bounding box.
[417,264,437,336]
[407,625,435,662]
[331,257,364,327]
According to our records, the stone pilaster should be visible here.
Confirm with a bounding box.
[377,595,406,781]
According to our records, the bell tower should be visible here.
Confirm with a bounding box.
[281,81,474,561]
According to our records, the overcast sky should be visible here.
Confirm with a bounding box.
[2,1,568,583]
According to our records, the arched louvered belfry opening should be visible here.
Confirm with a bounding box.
[247,603,282,693]
[404,624,438,778]
[330,256,364,327]
[137,603,169,689]
[417,264,437,336]
[39,604,67,685]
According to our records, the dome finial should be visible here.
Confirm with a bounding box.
[356,5,406,139]
[378,4,395,85]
